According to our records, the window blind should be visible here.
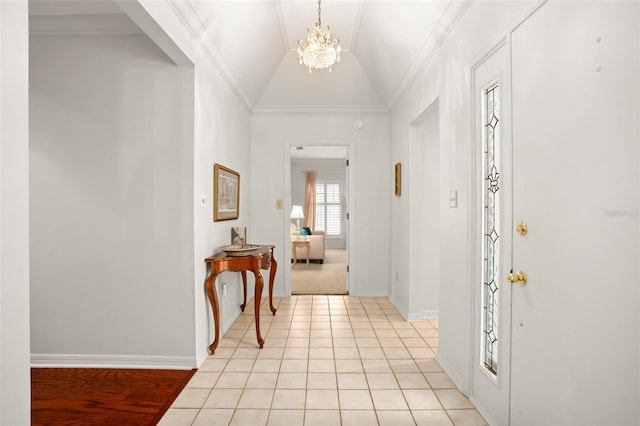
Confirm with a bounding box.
[315,181,341,237]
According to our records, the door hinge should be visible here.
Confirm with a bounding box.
[347,265,349,273]
[346,159,349,167]
[346,213,350,220]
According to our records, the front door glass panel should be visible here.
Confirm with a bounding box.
[481,83,500,375]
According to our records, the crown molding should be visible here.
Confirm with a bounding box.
[167,0,255,111]
[29,14,143,35]
[275,0,291,53]
[253,104,388,114]
[349,0,365,53]
[387,0,472,109]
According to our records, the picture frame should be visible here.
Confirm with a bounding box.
[231,227,246,245]
[214,163,240,221]
[395,162,402,196]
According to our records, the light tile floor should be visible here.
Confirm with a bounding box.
[159,296,486,426]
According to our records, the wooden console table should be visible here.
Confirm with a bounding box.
[204,245,277,355]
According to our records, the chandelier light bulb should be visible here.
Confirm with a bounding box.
[297,0,341,73]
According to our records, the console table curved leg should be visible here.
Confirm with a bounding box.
[205,272,221,355]
[240,271,247,312]
[253,269,265,348]
[269,254,277,315]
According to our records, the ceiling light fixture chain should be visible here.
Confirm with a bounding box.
[297,0,341,73]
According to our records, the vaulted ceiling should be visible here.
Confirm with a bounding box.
[29,0,469,111]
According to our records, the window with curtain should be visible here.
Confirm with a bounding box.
[315,181,341,237]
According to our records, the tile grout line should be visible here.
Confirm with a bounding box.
[174,295,479,426]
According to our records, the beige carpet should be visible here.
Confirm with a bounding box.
[291,249,347,295]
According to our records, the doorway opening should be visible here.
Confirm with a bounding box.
[289,145,349,295]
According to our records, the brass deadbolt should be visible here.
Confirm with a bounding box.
[516,221,528,236]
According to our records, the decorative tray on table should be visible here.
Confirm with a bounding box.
[219,244,261,257]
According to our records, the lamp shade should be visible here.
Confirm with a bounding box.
[290,205,305,220]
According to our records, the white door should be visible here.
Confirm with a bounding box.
[470,42,513,425]
[510,1,639,424]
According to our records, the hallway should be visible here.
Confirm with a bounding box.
[160,296,484,425]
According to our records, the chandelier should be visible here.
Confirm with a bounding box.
[297,0,341,73]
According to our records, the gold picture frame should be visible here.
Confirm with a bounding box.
[214,163,240,221]
[395,162,402,196]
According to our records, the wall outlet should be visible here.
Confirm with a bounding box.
[222,282,228,297]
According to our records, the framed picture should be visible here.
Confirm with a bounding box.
[231,227,246,245]
[214,163,240,221]
[395,162,402,196]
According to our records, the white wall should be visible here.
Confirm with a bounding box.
[389,0,534,392]
[409,101,440,320]
[291,158,347,249]
[30,33,195,366]
[251,112,389,297]
[135,0,254,365]
[389,100,442,321]
[28,0,256,368]
[0,1,31,423]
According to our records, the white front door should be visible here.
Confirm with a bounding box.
[509,1,639,424]
[472,1,640,424]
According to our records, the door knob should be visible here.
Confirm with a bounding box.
[507,270,527,286]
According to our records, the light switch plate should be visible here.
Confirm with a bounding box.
[200,194,208,208]
[449,191,458,208]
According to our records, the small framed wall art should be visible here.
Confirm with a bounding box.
[395,162,402,196]
[214,163,240,221]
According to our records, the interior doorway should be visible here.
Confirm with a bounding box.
[288,145,350,295]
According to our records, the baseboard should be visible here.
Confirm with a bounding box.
[468,395,496,426]
[436,352,492,425]
[361,290,391,297]
[31,353,196,370]
[434,351,466,392]
[407,309,439,321]
[388,294,409,320]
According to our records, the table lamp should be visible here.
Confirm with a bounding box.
[290,205,305,230]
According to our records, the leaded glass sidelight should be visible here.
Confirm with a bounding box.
[481,83,500,375]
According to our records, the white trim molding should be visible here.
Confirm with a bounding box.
[388,0,471,109]
[254,105,388,114]
[167,0,255,111]
[31,354,196,370]
[388,293,409,320]
[435,352,466,393]
[407,310,439,322]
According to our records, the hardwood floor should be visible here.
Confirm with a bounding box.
[31,368,196,425]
